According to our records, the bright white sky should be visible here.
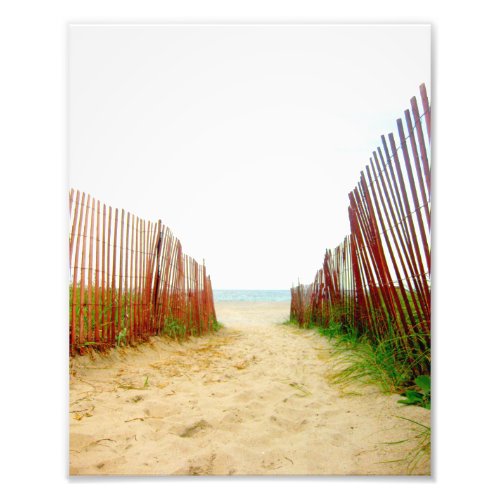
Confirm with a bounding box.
[69,24,430,290]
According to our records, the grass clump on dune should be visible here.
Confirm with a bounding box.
[382,416,431,474]
[317,321,430,403]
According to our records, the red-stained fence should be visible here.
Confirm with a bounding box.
[291,84,431,374]
[69,190,217,355]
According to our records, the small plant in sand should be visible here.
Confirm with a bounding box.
[161,316,187,340]
[382,416,431,474]
[398,375,431,409]
[115,328,127,348]
[210,317,223,332]
[283,317,313,329]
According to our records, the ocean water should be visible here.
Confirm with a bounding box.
[213,290,291,302]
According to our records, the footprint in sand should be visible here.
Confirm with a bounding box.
[331,433,347,446]
[269,414,308,432]
[173,452,217,475]
[127,395,145,403]
[221,409,243,425]
[94,456,127,472]
[177,419,212,438]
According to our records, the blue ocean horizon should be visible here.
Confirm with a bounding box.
[213,289,291,302]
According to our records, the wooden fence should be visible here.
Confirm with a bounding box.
[291,83,431,375]
[69,190,217,355]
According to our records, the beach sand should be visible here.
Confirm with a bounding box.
[69,301,430,475]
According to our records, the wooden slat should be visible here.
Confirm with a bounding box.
[106,205,112,344]
[111,208,118,344]
[95,200,101,343]
[420,83,431,142]
[124,211,131,340]
[69,190,80,267]
[70,192,84,349]
[133,215,139,341]
[79,194,90,346]
[117,208,125,336]
[87,196,95,343]
[411,96,431,203]
[139,218,144,337]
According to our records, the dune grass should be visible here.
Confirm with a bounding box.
[381,416,431,474]
[318,321,430,397]
[69,284,221,349]
[287,315,430,401]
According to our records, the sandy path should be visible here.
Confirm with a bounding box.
[69,301,430,475]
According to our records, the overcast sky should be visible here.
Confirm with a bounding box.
[69,24,430,290]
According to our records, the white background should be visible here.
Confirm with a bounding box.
[69,24,429,289]
[1,1,499,499]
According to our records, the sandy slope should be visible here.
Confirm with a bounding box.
[69,301,430,476]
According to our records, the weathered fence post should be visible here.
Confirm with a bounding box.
[153,219,163,333]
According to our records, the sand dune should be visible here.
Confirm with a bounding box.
[69,301,430,475]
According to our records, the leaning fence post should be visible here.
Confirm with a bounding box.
[153,219,163,332]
